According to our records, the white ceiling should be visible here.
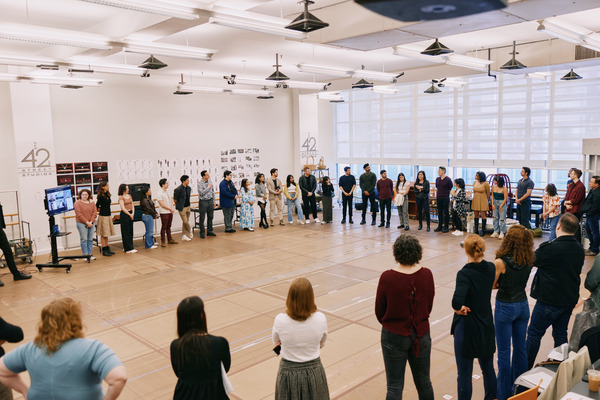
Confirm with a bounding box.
[1,0,600,91]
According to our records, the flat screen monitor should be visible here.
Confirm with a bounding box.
[45,185,75,217]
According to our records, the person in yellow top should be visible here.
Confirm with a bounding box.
[472,171,491,237]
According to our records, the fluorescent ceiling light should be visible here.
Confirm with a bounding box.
[30,76,103,87]
[526,72,551,81]
[0,54,58,68]
[229,88,273,96]
[372,86,399,94]
[0,23,112,50]
[296,63,352,77]
[393,45,492,71]
[393,46,447,63]
[537,18,600,52]
[0,73,20,82]
[123,41,215,61]
[72,63,145,76]
[179,85,224,93]
[209,16,307,40]
[441,79,466,88]
[79,0,200,20]
[353,69,403,83]
[317,92,343,101]
[227,75,330,91]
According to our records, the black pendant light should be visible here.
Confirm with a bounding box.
[500,42,526,70]
[257,86,274,99]
[173,74,193,95]
[421,39,453,56]
[561,69,582,80]
[352,79,373,89]
[266,54,289,81]
[138,55,168,70]
[424,81,441,94]
[285,0,329,33]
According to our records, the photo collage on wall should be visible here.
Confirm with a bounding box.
[180,158,220,191]
[220,148,260,190]
[117,159,154,184]
[56,161,108,197]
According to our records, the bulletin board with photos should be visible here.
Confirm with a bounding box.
[56,161,108,197]
[220,147,261,190]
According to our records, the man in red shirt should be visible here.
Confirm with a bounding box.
[564,168,586,243]
[377,170,394,228]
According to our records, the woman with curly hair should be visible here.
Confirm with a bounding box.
[0,298,127,400]
[472,171,491,237]
[376,235,435,399]
[493,225,534,400]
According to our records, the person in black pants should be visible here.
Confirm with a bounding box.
[0,202,31,286]
[0,315,24,398]
[359,163,378,225]
[435,166,453,233]
[414,171,431,231]
[299,167,319,223]
[376,170,394,228]
[339,167,356,224]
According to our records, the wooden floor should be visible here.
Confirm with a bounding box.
[1,210,596,400]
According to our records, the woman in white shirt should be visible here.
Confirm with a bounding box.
[272,277,328,400]
[157,178,177,247]
[283,175,305,225]
[394,173,411,230]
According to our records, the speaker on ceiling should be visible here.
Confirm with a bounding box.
[355,0,507,21]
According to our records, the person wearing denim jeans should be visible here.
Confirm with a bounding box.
[542,184,561,242]
[376,235,435,400]
[492,225,534,400]
[526,213,585,369]
[452,234,497,400]
[74,189,97,258]
[582,176,600,256]
[140,186,158,249]
[76,222,95,256]
[491,176,508,239]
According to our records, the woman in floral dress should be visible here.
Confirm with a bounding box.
[240,178,255,232]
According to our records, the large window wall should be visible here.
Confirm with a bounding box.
[334,66,600,187]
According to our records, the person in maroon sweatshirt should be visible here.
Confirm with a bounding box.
[564,168,586,242]
[377,170,394,228]
[375,235,435,400]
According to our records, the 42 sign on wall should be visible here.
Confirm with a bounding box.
[18,142,54,177]
[300,133,318,158]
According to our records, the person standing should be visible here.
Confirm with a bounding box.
[451,179,468,236]
[585,251,600,308]
[321,176,334,224]
[515,167,534,229]
[255,173,269,229]
[239,178,255,232]
[118,184,136,254]
[582,176,600,256]
[219,171,238,233]
[197,171,217,239]
[451,234,497,400]
[491,176,508,239]
[272,278,329,400]
[170,296,231,400]
[435,167,453,233]
[283,175,305,225]
[339,167,356,224]
[377,170,394,228]
[493,225,534,400]
[74,189,97,260]
[394,173,410,231]
[0,316,24,399]
[140,186,158,250]
[266,168,284,226]
[414,171,431,231]
[359,163,377,226]
[96,182,115,257]
[157,179,177,247]
[471,171,491,237]
[174,175,193,242]
[564,168,586,243]
[299,167,320,224]
[525,213,585,369]
[375,235,435,400]
[0,203,32,286]
[541,184,560,242]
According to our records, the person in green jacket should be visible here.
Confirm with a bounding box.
[359,163,377,225]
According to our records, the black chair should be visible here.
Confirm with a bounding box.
[579,325,600,363]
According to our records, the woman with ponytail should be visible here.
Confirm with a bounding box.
[170,296,231,400]
[451,235,497,400]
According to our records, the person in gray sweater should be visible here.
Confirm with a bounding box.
[359,163,377,225]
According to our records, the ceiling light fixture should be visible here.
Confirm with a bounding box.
[0,54,58,68]
[223,74,329,90]
[525,72,551,81]
[421,39,453,56]
[174,73,193,95]
[0,73,20,82]
[71,63,146,76]
[561,69,583,81]
[0,23,112,50]
[30,76,103,87]
[79,0,199,20]
[257,86,274,99]
[500,41,527,70]
[123,41,215,61]
[209,16,307,40]
[178,85,224,94]
[266,53,289,81]
[138,55,168,70]
[424,81,441,94]
[229,88,273,96]
[372,86,399,94]
[285,0,329,33]
[537,19,600,52]
[353,68,403,83]
[352,79,373,89]
[296,63,352,77]
[393,46,491,71]
[317,92,343,101]
[37,64,60,71]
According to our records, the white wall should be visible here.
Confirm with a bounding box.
[1,74,296,252]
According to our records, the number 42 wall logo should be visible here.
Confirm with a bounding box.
[18,141,54,177]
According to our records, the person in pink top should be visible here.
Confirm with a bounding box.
[74,189,97,260]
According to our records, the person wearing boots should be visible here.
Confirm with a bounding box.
[266,168,284,226]
[414,171,431,231]
[0,202,32,286]
[255,173,269,229]
[299,167,320,224]
[95,182,115,257]
[339,167,356,224]
[472,171,491,237]
[435,167,453,233]
[376,170,393,228]
[359,163,377,225]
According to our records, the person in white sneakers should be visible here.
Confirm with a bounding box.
[283,175,305,225]
[451,179,469,236]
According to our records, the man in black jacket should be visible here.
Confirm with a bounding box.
[582,176,600,256]
[0,203,32,286]
[525,213,585,369]
[298,167,319,224]
[173,175,193,241]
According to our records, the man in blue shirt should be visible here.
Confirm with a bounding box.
[339,167,356,224]
[219,171,239,233]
